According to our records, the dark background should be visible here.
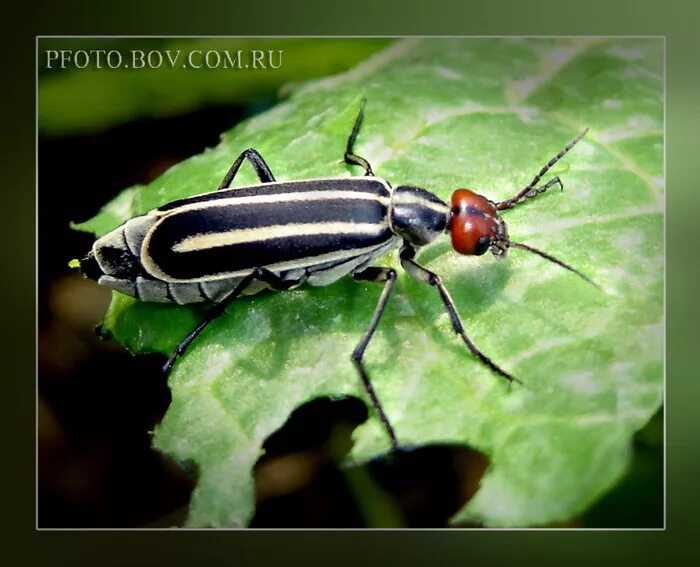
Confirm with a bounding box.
[5,0,697,563]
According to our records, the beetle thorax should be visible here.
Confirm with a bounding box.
[389,185,450,246]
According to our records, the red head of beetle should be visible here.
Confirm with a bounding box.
[449,189,509,257]
[447,187,598,289]
[442,127,597,289]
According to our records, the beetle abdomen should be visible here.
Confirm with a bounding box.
[80,215,238,304]
[83,215,154,281]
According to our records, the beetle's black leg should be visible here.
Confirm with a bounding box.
[163,274,254,375]
[252,267,303,291]
[163,269,303,376]
[217,148,276,190]
[344,98,375,176]
[496,128,588,211]
[352,266,399,448]
[399,243,519,384]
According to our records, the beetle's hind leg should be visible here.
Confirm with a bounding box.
[351,266,399,449]
[217,148,277,190]
[344,98,375,176]
[163,268,302,376]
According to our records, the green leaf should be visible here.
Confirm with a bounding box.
[39,38,392,135]
[76,38,663,527]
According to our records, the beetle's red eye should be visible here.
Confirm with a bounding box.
[450,189,500,256]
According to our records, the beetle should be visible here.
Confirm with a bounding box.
[79,100,594,448]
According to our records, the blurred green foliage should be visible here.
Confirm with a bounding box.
[39,38,392,134]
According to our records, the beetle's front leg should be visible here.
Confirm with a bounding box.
[399,243,517,384]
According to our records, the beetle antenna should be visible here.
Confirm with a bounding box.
[507,241,600,289]
[497,129,589,211]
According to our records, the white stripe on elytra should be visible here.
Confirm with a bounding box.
[152,187,390,216]
[142,239,400,283]
[172,222,389,252]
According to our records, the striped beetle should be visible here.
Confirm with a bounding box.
[79,100,593,448]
